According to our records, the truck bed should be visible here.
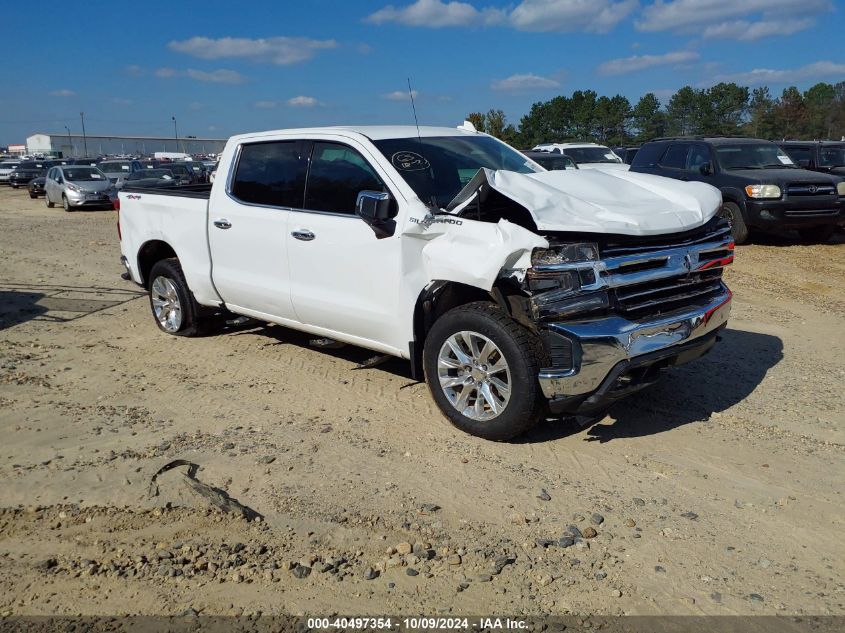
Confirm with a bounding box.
[120,183,212,198]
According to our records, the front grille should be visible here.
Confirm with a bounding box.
[601,216,732,320]
[783,208,839,217]
[787,183,836,196]
[613,269,724,317]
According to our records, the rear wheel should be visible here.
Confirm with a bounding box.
[721,202,748,244]
[423,302,546,441]
[148,258,204,337]
[46,195,54,208]
[798,225,835,244]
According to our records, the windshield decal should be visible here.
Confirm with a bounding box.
[391,151,430,171]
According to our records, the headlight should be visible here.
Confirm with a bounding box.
[745,184,781,199]
[837,182,845,197]
[531,242,599,266]
[528,242,600,294]
[66,183,80,192]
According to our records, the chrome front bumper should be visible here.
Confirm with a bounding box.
[538,284,731,399]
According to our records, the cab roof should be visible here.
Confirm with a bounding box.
[230,125,483,143]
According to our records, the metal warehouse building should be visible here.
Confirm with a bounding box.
[26,133,227,158]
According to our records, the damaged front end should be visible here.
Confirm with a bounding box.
[523,216,734,416]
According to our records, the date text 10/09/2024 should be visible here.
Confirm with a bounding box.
[306,618,529,630]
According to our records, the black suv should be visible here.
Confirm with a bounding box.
[777,141,845,178]
[630,136,845,243]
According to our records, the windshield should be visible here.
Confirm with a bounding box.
[100,161,131,172]
[819,145,845,167]
[129,169,173,180]
[560,147,621,164]
[0,162,19,169]
[64,168,107,181]
[19,162,46,170]
[373,135,540,208]
[716,143,796,170]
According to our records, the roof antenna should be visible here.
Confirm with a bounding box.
[407,77,437,208]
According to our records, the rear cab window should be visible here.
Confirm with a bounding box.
[230,141,307,208]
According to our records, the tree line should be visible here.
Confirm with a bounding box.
[467,81,845,148]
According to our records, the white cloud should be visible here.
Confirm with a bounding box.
[287,96,319,107]
[509,0,638,33]
[704,60,845,87]
[366,0,505,27]
[168,36,337,65]
[598,50,699,75]
[491,73,560,91]
[49,89,76,97]
[636,0,830,38]
[155,67,246,84]
[384,90,419,100]
[366,0,636,32]
[701,18,815,40]
[254,100,279,109]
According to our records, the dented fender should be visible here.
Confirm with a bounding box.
[403,214,548,291]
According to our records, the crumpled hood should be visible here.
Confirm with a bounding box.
[450,168,722,236]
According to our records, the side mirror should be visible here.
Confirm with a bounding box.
[699,162,713,176]
[356,190,396,238]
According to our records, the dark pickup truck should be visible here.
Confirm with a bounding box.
[630,136,845,243]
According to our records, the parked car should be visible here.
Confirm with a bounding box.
[8,160,48,188]
[68,158,98,166]
[613,146,640,164]
[777,141,845,178]
[137,159,163,170]
[532,142,629,171]
[28,177,46,198]
[123,168,181,188]
[98,159,143,189]
[630,136,845,243]
[164,162,204,185]
[119,124,733,440]
[522,151,578,170]
[44,165,117,211]
[0,160,21,184]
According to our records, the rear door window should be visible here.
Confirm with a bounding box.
[231,141,307,208]
[659,143,692,170]
[303,142,385,214]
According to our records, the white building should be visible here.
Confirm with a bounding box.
[26,133,227,158]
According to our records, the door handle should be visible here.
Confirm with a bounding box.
[213,219,232,229]
[291,230,315,241]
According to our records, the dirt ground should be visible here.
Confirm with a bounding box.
[0,186,842,618]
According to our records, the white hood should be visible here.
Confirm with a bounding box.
[576,162,630,171]
[450,168,722,236]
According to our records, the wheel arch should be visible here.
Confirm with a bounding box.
[409,279,530,381]
[137,240,179,289]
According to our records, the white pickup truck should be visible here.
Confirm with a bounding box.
[118,124,734,440]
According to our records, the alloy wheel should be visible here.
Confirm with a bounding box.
[151,276,183,333]
[437,331,511,421]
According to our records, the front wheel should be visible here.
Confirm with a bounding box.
[62,195,72,212]
[721,202,748,244]
[423,302,546,441]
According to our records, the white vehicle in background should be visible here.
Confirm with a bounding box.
[0,159,21,184]
[533,142,630,171]
[119,124,732,440]
[153,152,192,161]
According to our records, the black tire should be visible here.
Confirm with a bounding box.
[11,185,18,189]
[29,193,37,199]
[423,301,546,441]
[721,202,748,244]
[798,225,835,244]
[62,195,72,212]
[147,258,204,337]
[46,196,54,208]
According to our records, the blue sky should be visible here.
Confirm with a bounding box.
[1,0,843,145]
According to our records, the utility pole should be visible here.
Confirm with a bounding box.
[64,125,73,157]
[79,112,88,157]
[172,116,178,152]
